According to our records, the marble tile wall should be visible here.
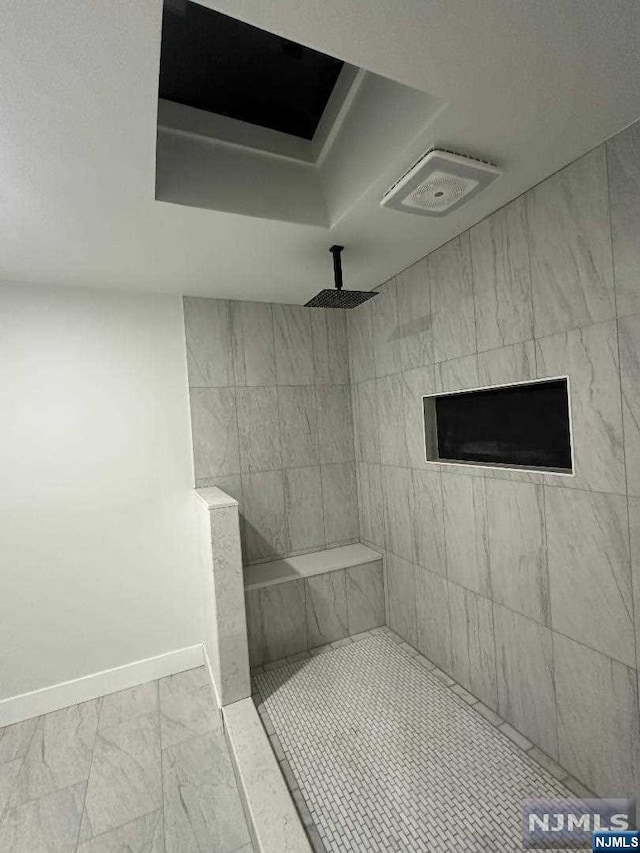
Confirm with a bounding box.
[346,120,640,801]
[184,300,359,566]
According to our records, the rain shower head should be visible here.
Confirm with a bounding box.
[304,245,378,309]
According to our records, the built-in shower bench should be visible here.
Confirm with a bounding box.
[243,544,385,665]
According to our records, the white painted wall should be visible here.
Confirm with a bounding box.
[0,282,204,702]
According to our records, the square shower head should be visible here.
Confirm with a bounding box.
[304,288,378,309]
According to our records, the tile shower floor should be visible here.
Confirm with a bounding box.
[253,631,586,853]
[0,667,253,853]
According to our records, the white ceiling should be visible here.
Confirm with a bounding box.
[2,0,640,303]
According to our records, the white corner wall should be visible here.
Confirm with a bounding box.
[0,282,204,703]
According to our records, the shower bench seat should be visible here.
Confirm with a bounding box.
[243,544,385,665]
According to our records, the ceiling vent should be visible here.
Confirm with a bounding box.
[381,149,501,216]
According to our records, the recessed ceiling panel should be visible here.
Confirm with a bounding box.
[159,1,344,140]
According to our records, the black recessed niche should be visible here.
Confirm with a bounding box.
[159,1,344,140]
[424,378,573,473]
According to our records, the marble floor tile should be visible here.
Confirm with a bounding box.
[311,309,349,385]
[377,374,409,467]
[305,571,348,648]
[370,280,401,378]
[345,563,385,634]
[321,463,359,546]
[273,305,315,386]
[545,486,634,667]
[183,297,233,389]
[536,319,625,495]
[386,552,417,646]
[430,232,476,363]
[189,388,240,480]
[346,302,375,384]
[527,145,615,338]
[477,340,536,387]
[0,717,38,765]
[442,474,491,597]
[0,781,86,853]
[448,582,498,710]
[415,565,451,672]
[97,683,158,731]
[162,732,250,853]
[76,809,164,853]
[606,119,640,319]
[471,196,533,352]
[487,480,550,625]
[382,465,413,562]
[259,580,307,662]
[395,257,433,371]
[241,470,287,563]
[554,633,640,799]
[316,385,354,465]
[277,386,319,468]
[619,313,640,496]
[494,605,558,758]
[236,387,281,474]
[80,712,161,841]
[159,674,220,750]
[284,466,324,552]
[230,300,276,387]
[411,469,445,576]
[10,701,98,808]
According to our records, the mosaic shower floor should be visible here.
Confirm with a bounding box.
[253,631,581,853]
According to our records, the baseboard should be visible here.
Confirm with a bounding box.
[0,644,204,727]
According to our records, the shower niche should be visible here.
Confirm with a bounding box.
[423,376,573,474]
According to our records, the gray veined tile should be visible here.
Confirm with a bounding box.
[429,232,476,363]
[0,758,23,817]
[316,385,354,465]
[448,582,498,710]
[352,380,379,464]
[230,300,276,387]
[277,386,319,468]
[402,365,436,469]
[536,320,625,495]
[345,562,385,634]
[411,468,445,577]
[619,314,640,496]
[370,279,402,377]
[382,465,413,562]
[236,386,281,473]
[346,302,375,384]
[321,462,359,545]
[259,580,306,661]
[546,486,634,667]
[494,604,558,759]
[273,305,315,386]
[9,700,98,808]
[356,462,385,550]
[434,353,479,394]
[395,257,433,370]
[159,673,220,750]
[284,466,324,552]
[554,633,640,800]
[527,145,614,337]
[311,309,349,385]
[244,588,264,668]
[487,480,550,625]
[477,340,536,387]
[471,196,533,352]
[442,474,491,597]
[183,297,233,388]
[629,497,640,676]
[79,712,161,842]
[189,388,240,480]
[377,373,409,467]
[0,717,38,765]
[97,682,158,731]
[0,781,86,853]
[77,810,164,853]
[386,552,417,646]
[606,119,640,319]
[162,732,250,853]
[305,571,348,647]
[415,565,451,673]
[241,470,287,563]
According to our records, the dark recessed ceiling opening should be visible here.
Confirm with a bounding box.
[159,1,345,140]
